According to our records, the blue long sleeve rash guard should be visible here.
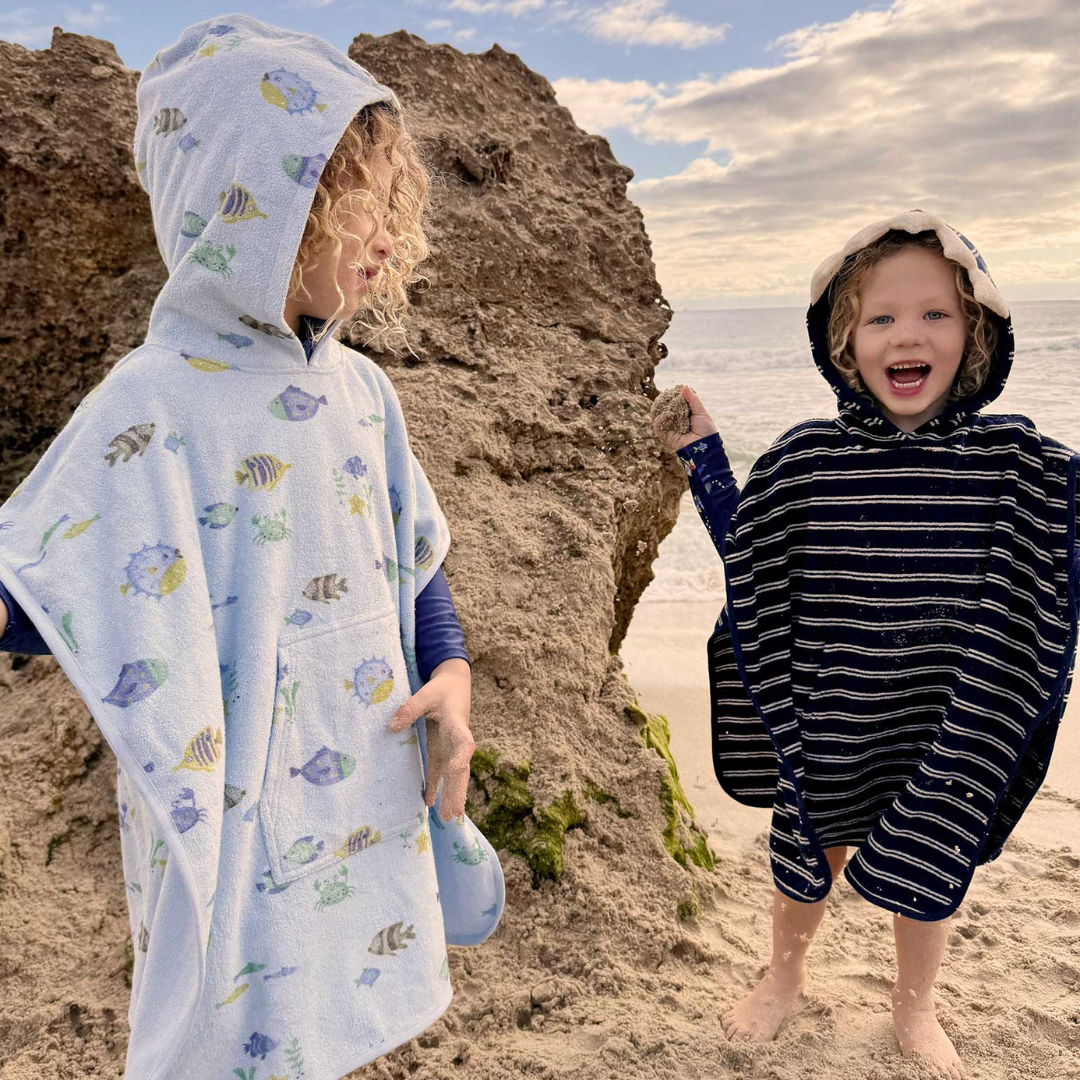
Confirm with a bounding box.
[674,430,741,558]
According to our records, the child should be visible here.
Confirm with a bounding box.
[653,210,1080,1079]
[0,15,504,1080]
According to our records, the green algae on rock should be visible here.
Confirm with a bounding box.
[626,699,715,872]
[469,747,586,888]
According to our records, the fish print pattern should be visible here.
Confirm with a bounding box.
[152,107,186,135]
[302,573,348,603]
[105,423,155,466]
[235,453,292,492]
[259,68,328,115]
[172,725,224,773]
[218,183,268,224]
[289,746,355,786]
[281,152,326,188]
[238,314,293,338]
[103,659,169,708]
[198,502,239,528]
[368,920,415,956]
[345,658,394,706]
[268,385,329,422]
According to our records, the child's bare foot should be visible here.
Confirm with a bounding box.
[892,991,966,1079]
[721,965,805,1041]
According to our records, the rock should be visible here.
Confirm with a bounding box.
[650,384,692,437]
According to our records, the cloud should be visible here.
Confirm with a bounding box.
[581,0,729,49]
[0,7,53,48]
[435,0,726,48]
[61,3,118,30]
[446,0,545,15]
[554,0,1079,304]
[551,76,666,131]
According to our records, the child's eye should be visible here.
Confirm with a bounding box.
[871,315,891,325]
[926,311,946,320]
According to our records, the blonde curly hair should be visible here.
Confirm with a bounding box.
[826,229,997,406]
[288,99,432,355]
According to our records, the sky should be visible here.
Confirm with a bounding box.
[2,0,1077,309]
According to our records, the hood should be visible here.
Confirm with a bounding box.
[133,13,399,372]
[805,209,1015,440]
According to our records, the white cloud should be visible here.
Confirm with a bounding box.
[556,0,1080,304]
[61,3,118,29]
[0,7,53,48]
[446,0,545,15]
[552,76,666,132]
[453,26,478,40]
[426,18,453,29]
[582,0,729,49]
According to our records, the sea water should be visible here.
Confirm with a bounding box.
[644,300,1080,604]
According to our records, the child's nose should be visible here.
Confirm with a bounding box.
[368,222,394,261]
[887,317,926,345]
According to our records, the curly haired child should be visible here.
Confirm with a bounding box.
[653,211,1079,1080]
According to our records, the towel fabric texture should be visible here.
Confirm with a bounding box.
[676,210,1080,920]
[0,13,503,1080]
[0,561,469,682]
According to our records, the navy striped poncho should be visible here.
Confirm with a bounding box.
[675,219,1080,921]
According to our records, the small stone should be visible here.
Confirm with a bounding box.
[650,385,692,437]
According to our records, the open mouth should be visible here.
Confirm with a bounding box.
[886,362,931,393]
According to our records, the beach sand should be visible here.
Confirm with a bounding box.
[619,600,1080,1078]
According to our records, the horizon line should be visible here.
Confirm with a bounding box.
[671,297,1080,313]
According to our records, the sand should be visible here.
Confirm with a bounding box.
[619,599,1080,1079]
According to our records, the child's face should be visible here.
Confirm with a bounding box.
[850,246,968,433]
[284,152,396,332]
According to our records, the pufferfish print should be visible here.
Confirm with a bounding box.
[172,725,224,774]
[217,183,268,224]
[344,658,394,706]
[260,68,329,115]
[119,541,187,599]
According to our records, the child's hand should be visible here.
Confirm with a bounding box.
[386,657,474,822]
[650,384,719,454]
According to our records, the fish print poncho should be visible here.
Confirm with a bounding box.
[0,13,503,1080]
[676,210,1080,921]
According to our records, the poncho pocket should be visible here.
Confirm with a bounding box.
[259,604,428,886]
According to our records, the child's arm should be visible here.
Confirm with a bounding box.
[651,385,741,561]
[0,578,52,655]
[414,564,471,682]
[675,432,741,561]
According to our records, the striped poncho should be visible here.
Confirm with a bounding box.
[676,212,1080,921]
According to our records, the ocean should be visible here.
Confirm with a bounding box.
[643,300,1080,604]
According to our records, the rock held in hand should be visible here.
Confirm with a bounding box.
[650,385,692,438]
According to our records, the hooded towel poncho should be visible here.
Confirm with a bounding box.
[676,210,1080,921]
[0,13,504,1080]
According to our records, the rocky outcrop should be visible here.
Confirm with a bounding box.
[0,26,734,1079]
